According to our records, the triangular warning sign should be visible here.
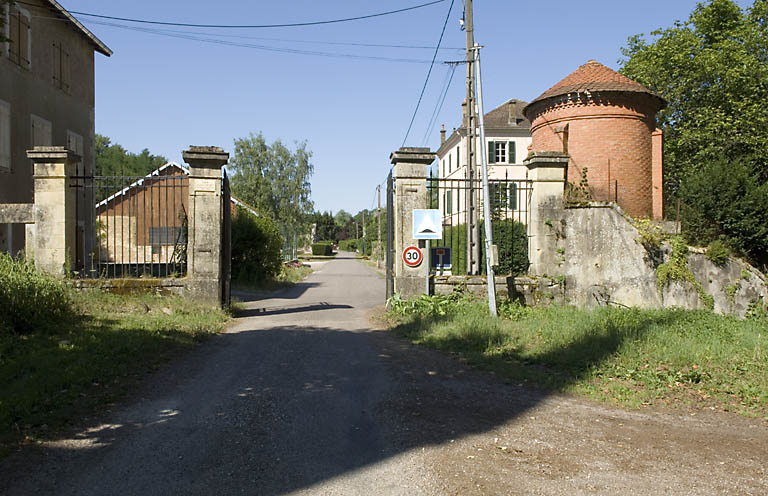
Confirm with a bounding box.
[416,215,438,235]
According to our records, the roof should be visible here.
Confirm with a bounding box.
[483,99,530,129]
[95,162,187,210]
[45,1,112,56]
[526,60,662,109]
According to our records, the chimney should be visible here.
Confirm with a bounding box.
[461,98,468,128]
[440,124,446,145]
[508,100,518,126]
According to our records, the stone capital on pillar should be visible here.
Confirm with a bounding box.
[524,151,569,276]
[183,146,228,303]
[26,146,81,277]
[390,147,434,298]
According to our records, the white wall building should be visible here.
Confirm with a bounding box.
[434,99,532,223]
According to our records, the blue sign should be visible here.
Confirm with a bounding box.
[431,247,452,269]
[412,209,442,240]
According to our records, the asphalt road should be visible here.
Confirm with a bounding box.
[2,252,766,495]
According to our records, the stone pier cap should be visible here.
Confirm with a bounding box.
[182,146,229,167]
[390,147,434,165]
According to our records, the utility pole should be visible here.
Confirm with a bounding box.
[362,210,366,256]
[474,45,497,316]
[463,0,480,275]
[377,185,382,269]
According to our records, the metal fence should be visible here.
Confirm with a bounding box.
[427,173,533,275]
[71,174,188,278]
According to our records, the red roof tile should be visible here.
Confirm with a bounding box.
[527,60,662,106]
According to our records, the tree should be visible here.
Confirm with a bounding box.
[95,134,167,177]
[230,207,283,284]
[314,211,337,242]
[620,0,768,268]
[620,0,768,197]
[229,132,314,244]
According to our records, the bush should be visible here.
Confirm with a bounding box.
[231,207,283,284]
[0,253,73,335]
[437,219,529,275]
[338,239,359,252]
[311,242,333,256]
[680,158,768,269]
[705,240,730,266]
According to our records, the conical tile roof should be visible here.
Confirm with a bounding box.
[525,60,663,110]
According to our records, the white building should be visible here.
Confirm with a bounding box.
[434,99,532,223]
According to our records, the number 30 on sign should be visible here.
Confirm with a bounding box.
[403,246,422,267]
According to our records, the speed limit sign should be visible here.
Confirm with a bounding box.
[403,246,423,267]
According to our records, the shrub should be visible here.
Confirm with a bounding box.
[231,207,283,284]
[437,219,529,275]
[338,239,359,252]
[311,242,333,256]
[705,240,730,266]
[0,253,73,335]
[680,158,768,269]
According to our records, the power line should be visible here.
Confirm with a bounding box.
[401,0,456,147]
[80,19,443,64]
[422,64,457,145]
[20,0,447,29]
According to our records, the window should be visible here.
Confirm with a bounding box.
[448,153,452,173]
[487,141,516,164]
[445,190,452,215]
[8,6,31,69]
[0,100,10,171]
[149,226,186,246]
[52,42,71,93]
[31,115,52,147]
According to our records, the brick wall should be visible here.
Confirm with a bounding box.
[526,92,660,218]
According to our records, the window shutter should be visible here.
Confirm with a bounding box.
[508,141,516,164]
[488,141,496,164]
[446,190,452,214]
[0,101,10,170]
[509,183,518,211]
[19,11,30,69]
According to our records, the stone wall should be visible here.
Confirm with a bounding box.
[543,203,768,317]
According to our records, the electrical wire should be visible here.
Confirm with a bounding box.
[18,0,447,29]
[422,64,457,145]
[80,19,443,64]
[401,0,455,147]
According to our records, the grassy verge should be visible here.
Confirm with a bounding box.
[388,298,767,417]
[233,263,312,293]
[0,290,230,455]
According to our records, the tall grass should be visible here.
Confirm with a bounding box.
[389,299,767,416]
[0,258,230,454]
[0,253,74,335]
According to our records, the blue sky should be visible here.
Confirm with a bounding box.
[61,0,752,215]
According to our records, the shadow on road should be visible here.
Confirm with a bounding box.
[1,307,689,496]
[236,302,353,318]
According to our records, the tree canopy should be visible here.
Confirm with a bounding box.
[620,0,768,195]
[95,134,167,177]
[620,0,768,268]
[229,132,314,241]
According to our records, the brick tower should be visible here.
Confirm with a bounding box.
[523,60,665,218]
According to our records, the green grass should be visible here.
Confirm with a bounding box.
[389,301,767,417]
[0,290,230,455]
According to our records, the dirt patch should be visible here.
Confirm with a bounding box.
[368,310,768,495]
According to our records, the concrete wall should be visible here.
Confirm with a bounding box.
[543,203,768,317]
[0,0,100,255]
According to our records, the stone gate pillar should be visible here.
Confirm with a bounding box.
[390,147,433,298]
[524,151,568,275]
[26,147,79,276]
[183,146,228,303]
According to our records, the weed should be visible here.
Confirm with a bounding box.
[657,237,714,309]
[706,240,730,266]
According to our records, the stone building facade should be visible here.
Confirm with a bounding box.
[523,60,665,219]
[0,0,111,255]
